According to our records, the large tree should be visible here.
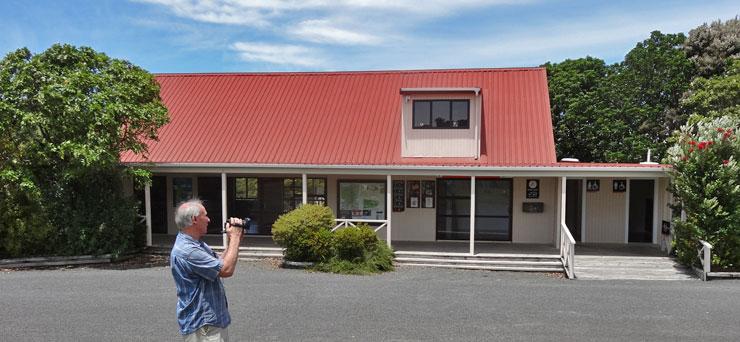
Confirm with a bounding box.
[545,31,695,162]
[684,17,740,77]
[0,44,168,257]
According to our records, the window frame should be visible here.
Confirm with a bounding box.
[412,99,470,129]
[336,179,387,220]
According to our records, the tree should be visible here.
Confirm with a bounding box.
[681,58,740,123]
[0,44,168,257]
[666,116,739,270]
[545,32,695,162]
[684,17,740,77]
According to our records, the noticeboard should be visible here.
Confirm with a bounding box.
[392,180,405,212]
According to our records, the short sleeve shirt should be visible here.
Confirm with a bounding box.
[170,233,231,335]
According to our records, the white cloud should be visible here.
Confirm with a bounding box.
[288,20,382,45]
[231,41,323,67]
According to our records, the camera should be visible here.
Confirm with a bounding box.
[221,217,251,233]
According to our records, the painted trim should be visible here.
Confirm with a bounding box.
[581,178,587,243]
[624,180,630,244]
[145,184,152,247]
[221,173,228,247]
[386,175,392,248]
[652,178,659,244]
[400,87,481,95]
[469,176,476,255]
[129,163,669,178]
[302,173,308,204]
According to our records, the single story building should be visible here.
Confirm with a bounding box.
[121,67,675,277]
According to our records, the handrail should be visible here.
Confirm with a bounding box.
[560,222,576,279]
[697,240,713,281]
[332,218,391,248]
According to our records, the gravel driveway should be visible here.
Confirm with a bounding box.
[1,259,739,341]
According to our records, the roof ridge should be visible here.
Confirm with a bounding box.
[154,67,545,77]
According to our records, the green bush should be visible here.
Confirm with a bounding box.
[315,224,395,275]
[271,204,335,262]
[666,116,740,269]
[332,224,378,261]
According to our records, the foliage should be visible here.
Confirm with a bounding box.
[666,116,740,269]
[684,17,740,77]
[332,224,379,261]
[0,44,168,258]
[272,204,336,262]
[545,31,695,162]
[681,58,740,123]
[314,224,394,275]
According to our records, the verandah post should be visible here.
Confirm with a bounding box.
[222,172,228,248]
[302,173,308,205]
[470,175,476,255]
[386,174,392,248]
[145,183,152,247]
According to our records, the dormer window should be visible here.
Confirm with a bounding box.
[413,100,470,129]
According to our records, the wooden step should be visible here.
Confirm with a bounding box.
[395,257,562,267]
[396,263,564,272]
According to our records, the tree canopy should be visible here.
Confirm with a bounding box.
[0,44,168,257]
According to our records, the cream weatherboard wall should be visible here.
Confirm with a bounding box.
[512,177,557,243]
[401,93,482,158]
[583,177,627,243]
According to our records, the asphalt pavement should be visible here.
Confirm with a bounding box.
[1,261,739,341]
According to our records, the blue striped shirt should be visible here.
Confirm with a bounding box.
[170,233,231,335]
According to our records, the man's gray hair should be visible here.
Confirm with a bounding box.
[175,199,203,230]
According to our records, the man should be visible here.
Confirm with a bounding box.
[170,199,244,341]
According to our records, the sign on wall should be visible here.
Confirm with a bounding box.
[526,179,540,199]
[421,180,435,208]
[407,181,420,208]
[392,180,405,212]
[613,180,627,192]
[586,179,600,192]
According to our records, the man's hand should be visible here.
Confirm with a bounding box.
[224,218,245,239]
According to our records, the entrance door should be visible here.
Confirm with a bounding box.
[565,179,582,242]
[259,178,284,235]
[436,178,512,241]
[197,177,223,234]
[628,180,654,243]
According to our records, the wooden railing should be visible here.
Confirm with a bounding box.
[332,219,391,247]
[560,222,576,279]
[697,240,713,281]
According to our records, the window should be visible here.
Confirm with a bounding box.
[413,100,469,129]
[235,177,258,200]
[283,178,327,211]
[172,177,193,207]
[338,181,386,219]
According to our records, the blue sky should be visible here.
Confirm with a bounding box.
[1,0,737,73]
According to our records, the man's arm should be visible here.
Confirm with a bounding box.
[218,220,243,278]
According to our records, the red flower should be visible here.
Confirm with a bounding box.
[682,156,688,161]
[717,128,725,133]
[688,147,695,153]
[707,141,714,146]
[698,142,707,150]
[724,132,732,140]
[723,160,729,165]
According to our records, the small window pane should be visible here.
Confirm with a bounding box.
[451,101,469,128]
[413,101,431,128]
[247,178,258,198]
[173,177,193,207]
[431,101,451,127]
[235,178,247,199]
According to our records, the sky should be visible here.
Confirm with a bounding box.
[0,0,737,73]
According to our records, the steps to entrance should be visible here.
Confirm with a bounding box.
[394,251,564,273]
[574,255,695,280]
[211,246,285,261]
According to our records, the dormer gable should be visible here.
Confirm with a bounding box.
[400,88,482,158]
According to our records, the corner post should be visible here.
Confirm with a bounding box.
[145,183,152,247]
[470,176,476,255]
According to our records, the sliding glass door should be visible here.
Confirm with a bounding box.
[436,178,512,241]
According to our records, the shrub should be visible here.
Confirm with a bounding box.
[666,115,740,269]
[315,224,395,275]
[332,224,378,261]
[272,204,335,262]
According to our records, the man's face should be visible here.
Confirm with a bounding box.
[193,205,210,234]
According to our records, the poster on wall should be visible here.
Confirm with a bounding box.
[421,180,435,208]
[392,180,405,212]
[526,179,540,199]
[407,181,420,208]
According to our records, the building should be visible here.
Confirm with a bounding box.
[121,68,674,277]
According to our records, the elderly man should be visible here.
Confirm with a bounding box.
[170,199,244,342]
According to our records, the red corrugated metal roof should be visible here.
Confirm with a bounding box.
[121,68,560,166]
